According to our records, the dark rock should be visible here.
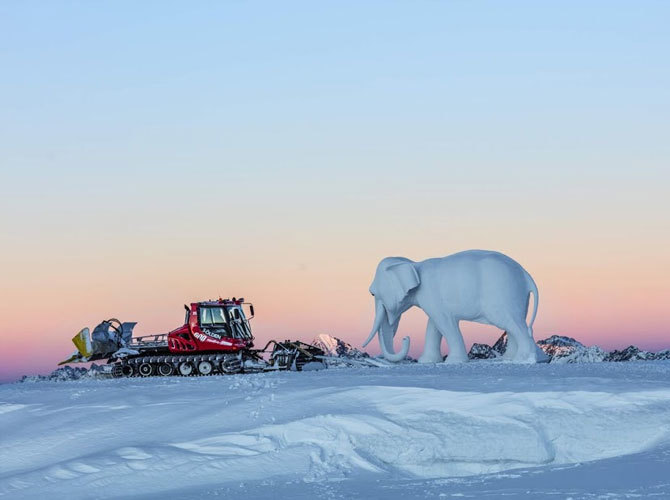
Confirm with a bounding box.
[312,333,369,359]
[19,363,110,383]
[653,349,670,360]
[537,335,586,360]
[605,346,655,362]
[468,343,499,360]
[491,332,508,355]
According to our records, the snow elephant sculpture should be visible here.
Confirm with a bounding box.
[363,250,545,363]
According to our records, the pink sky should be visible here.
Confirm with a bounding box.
[1,235,668,382]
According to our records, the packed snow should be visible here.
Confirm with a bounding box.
[2,360,670,499]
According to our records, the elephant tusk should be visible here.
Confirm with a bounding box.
[363,300,385,348]
[362,329,377,348]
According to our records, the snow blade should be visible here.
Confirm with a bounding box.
[59,320,137,365]
[58,328,92,365]
[73,327,93,357]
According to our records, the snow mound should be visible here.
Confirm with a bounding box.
[19,363,110,382]
[3,363,670,498]
[2,367,670,499]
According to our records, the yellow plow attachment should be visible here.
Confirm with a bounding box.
[58,328,92,365]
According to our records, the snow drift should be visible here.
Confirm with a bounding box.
[2,361,670,499]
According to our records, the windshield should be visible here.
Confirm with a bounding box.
[200,307,227,327]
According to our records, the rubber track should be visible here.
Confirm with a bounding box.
[113,353,242,378]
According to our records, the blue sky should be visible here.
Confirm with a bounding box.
[1,1,669,380]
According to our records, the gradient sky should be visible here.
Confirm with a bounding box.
[1,1,669,382]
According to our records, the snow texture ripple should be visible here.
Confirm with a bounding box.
[2,361,670,499]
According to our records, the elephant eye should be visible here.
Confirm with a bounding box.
[370,292,375,296]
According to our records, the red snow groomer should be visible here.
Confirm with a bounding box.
[59,298,325,377]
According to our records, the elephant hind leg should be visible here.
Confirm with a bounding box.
[502,331,518,360]
[501,319,537,363]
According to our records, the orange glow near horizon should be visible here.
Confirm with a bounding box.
[1,241,668,381]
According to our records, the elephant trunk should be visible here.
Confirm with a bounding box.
[362,299,410,362]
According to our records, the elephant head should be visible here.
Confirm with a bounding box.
[362,257,420,361]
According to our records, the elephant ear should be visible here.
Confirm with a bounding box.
[386,261,420,306]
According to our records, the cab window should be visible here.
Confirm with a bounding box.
[200,307,227,326]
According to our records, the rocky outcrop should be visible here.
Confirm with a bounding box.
[537,335,584,359]
[467,333,667,364]
[605,346,656,362]
[534,335,605,363]
[654,350,670,360]
[492,333,508,355]
[20,364,110,383]
[312,333,369,359]
[468,343,500,360]
[549,345,608,364]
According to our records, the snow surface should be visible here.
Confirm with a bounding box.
[2,361,670,499]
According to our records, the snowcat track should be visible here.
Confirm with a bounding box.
[113,353,243,378]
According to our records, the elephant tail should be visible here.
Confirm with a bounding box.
[524,270,539,337]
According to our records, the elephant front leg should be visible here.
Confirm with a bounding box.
[433,315,468,363]
[418,319,444,363]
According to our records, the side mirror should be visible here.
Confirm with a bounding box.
[249,304,255,318]
[184,304,189,312]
